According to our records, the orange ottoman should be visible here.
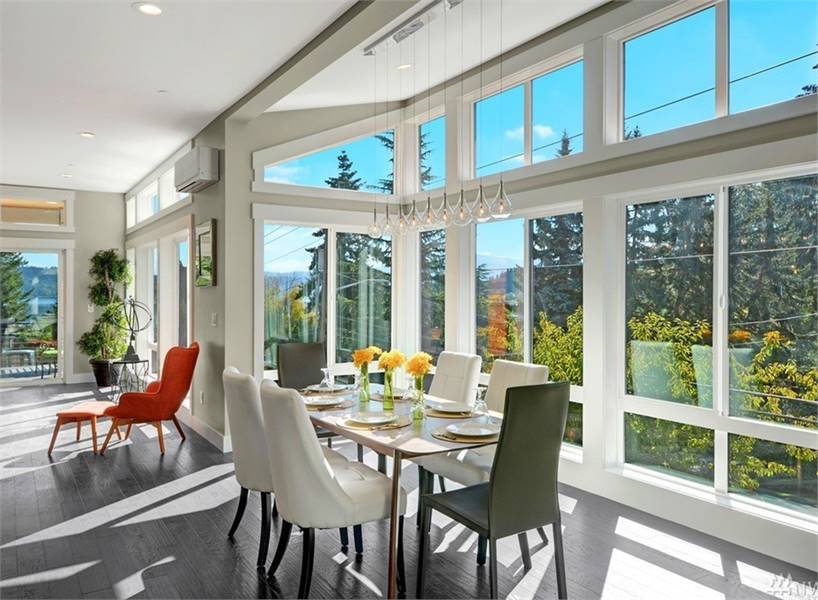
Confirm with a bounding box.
[47,401,121,456]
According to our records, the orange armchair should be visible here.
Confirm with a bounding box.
[101,342,199,455]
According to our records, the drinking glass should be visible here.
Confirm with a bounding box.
[319,367,332,390]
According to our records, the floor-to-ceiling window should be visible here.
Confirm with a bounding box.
[419,229,446,359]
[262,225,327,370]
[0,251,60,381]
[335,232,392,363]
[176,238,189,347]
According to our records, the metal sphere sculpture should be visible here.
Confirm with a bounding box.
[118,297,152,361]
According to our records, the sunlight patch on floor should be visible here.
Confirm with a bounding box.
[332,552,383,596]
[0,560,99,588]
[2,463,235,548]
[601,548,725,600]
[615,516,724,576]
[112,556,176,599]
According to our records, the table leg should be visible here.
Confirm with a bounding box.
[387,450,402,599]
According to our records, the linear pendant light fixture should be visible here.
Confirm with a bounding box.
[366,0,513,237]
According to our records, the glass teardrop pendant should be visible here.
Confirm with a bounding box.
[453,189,471,227]
[492,180,512,219]
[367,205,381,237]
[472,184,491,223]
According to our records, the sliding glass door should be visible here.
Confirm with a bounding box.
[0,251,62,382]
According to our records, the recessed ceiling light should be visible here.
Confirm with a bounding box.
[132,2,162,16]
[157,89,169,94]
[397,63,412,70]
[60,173,73,178]
[79,131,95,138]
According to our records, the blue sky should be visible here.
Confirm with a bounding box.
[264,224,322,274]
[19,252,58,269]
[263,0,816,248]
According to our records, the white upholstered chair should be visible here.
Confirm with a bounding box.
[428,351,482,405]
[260,380,407,598]
[416,360,550,568]
[222,367,351,570]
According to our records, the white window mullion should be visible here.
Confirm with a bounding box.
[715,0,729,117]
[327,228,338,373]
[714,185,729,418]
[523,217,532,363]
[523,80,533,167]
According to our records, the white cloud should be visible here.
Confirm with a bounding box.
[264,164,303,184]
[504,126,524,141]
[533,124,555,139]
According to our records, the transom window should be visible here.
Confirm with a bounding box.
[264,131,395,194]
[532,60,584,162]
[419,116,446,191]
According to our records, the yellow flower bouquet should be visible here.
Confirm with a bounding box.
[378,349,406,410]
[406,352,433,421]
[352,346,382,403]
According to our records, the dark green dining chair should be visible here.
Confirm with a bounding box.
[416,381,570,599]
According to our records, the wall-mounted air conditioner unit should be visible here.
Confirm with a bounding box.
[174,146,219,194]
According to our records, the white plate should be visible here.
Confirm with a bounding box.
[446,422,501,437]
[304,397,344,407]
[347,412,396,426]
[305,384,349,394]
[427,400,472,414]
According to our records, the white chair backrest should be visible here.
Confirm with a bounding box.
[429,351,482,405]
[259,380,352,528]
[222,367,274,492]
[484,360,550,413]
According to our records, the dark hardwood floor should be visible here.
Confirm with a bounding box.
[1,383,815,599]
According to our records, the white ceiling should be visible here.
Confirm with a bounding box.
[268,0,608,112]
[0,0,354,193]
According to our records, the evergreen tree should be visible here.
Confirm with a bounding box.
[419,229,446,356]
[0,252,32,324]
[624,124,642,139]
[370,131,395,194]
[796,84,817,97]
[555,129,573,157]
[324,150,362,190]
[418,130,435,189]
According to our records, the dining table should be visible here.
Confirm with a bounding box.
[302,385,501,599]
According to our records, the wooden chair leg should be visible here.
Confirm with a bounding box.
[489,538,498,599]
[99,419,119,455]
[125,420,133,440]
[113,423,122,440]
[537,526,549,545]
[518,532,532,571]
[437,475,447,492]
[156,422,165,454]
[298,527,315,599]
[47,417,63,456]
[352,524,363,558]
[90,417,98,455]
[258,492,271,569]
[76,420,82,441]
[553,517,567,600]
[267,519,292,576]
[228,487,248,539]
[477,536,487,565]
[416,500,432,599]
[396,515,406,595]
[172,416,186,441]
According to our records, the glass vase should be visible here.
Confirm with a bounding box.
[383,369,395,411]
[358,363,370,406]
[411,375,425,422]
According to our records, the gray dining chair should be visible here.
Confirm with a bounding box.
[416,382,570,599]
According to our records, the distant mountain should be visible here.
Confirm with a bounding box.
[476,253,522,272]
[20,266,58,299]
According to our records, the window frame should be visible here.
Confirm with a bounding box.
[252,203,397,383]
[612,162,818,524]
[466,46,585,180]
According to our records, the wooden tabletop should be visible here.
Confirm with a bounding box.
[304,391,499,459]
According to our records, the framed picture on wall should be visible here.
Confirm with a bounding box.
[195,219,216,287]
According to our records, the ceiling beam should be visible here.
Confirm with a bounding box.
[226,0,421,122]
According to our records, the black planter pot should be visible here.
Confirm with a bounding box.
[90,359,117,387]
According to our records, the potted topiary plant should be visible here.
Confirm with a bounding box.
[77,249,131,386]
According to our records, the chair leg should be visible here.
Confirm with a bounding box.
[90,417,98,455]
[477,536,487,566]
[268,519,292,577]
[416,465,426,528]
[228,487,248,539]
[125,420,133,440]
[113,423,122,440]
[489,538,498,599]
[258,492,271,570]
[327,436,332,448]
[76,420,82,441]
[339,527,349,551]
[377,453,386,474]
[537,526,549,545]
[172,416,186,441]
[517,532,532,571]
[357,443,364,462]
[553,518,567,600]
[352,524,363,558]
[416,500,432,599]
[99,419,119,455]
[396,515,406,595]
[155,422,165,454]
[437,475,446,492]
[47,417,63,456]
[272,499,279,520]
[298,527,315,599]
